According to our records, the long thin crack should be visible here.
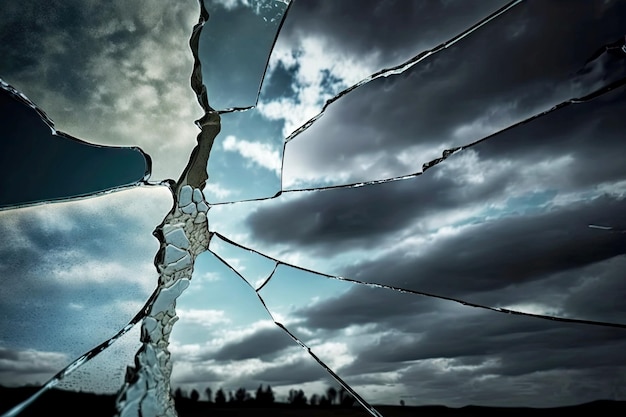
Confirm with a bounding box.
[589,224,626,233]
[283,0,524,144]
[210,232,626,330]
[0,289,160,417]
[210,76,626,206]
[207,247,384,417]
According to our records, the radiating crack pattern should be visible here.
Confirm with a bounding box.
[2,1,625,416]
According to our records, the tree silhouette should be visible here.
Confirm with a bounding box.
[310,394,320,406]
[174,387,184,401]
[214,388,226,405]
[326,387,337,405]
[338,387,356,407]
[190,389,200,402]
[255,384,275,405]
[288,389,307,406]
[235,387,251,403]
[205,387,212,403]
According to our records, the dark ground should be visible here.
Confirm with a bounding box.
[1,386,625,416]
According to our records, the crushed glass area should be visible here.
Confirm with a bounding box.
[1,1,625,416]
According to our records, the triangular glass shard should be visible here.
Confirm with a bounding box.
[0,326,142,417]
[204,110,283,203]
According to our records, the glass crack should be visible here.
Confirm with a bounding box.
[209,75,626,206]
[283,0,524,144]
[210,232,626,330]
[207,245,385,417]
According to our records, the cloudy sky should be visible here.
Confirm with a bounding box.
[1,0,626,412]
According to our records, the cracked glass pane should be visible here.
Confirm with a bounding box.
[1,0,626,417]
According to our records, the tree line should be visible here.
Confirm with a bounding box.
[173,385,357,408]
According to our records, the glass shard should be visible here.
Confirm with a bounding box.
[281,0,626,190]
[204,109,283,203]
[198,0,290,111]
[0,82,150,209]
[0,0,202,182]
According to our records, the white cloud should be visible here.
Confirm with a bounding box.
[258,35,378,139]
[204,183,234,199]
[222,135,282,174]
[308,341,354,371]
[197,271,222,282]
[177,309,231,327]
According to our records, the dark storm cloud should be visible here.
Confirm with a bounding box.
[340,195,626,295]
[253,357,329,385]
[0,0,172,103]
[295,285,442,330]
[282,194,626,344]
[0,346,65,374]
[280,0,510,66]
[336,311,626,406]
[208,327,295,361]
[473,87,626,189]
[249,85,626,254]
[397,363,626,407]
[349,311,625,368]
[281,0,625,184]
[562,256,626,323]
[247,158,512,253]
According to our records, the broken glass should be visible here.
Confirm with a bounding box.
[198,0,289,111]
[1,0,626,417]
[0,82,150,208]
